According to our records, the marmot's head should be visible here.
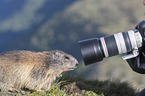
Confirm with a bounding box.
[43,50,78,72]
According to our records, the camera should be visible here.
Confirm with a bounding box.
[79,30,142,65]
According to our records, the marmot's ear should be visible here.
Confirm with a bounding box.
[51,50,65,55]
[42,51,51,55]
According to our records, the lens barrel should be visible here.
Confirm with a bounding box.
[79,38,104,65]
[79,30,142,65]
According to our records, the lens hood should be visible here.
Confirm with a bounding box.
[78,38,104,65]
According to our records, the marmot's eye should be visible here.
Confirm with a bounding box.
[65,56,70,60]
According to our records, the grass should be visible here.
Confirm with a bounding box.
[59,77,138,96]
[0,76,138,96]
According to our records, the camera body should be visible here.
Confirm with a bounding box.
[79,30,142,65]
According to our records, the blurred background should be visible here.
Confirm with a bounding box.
[0,0,145,90]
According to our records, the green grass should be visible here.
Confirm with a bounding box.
[0,77,138,96]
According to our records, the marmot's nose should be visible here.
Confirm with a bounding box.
[75,62,79,67]
[72,59,79,68]
[75,59,79,66]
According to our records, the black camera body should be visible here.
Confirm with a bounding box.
[79,30,142,65]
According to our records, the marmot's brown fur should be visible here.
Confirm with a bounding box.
[0,50,78,91]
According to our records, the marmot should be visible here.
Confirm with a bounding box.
[0,50,78,91]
